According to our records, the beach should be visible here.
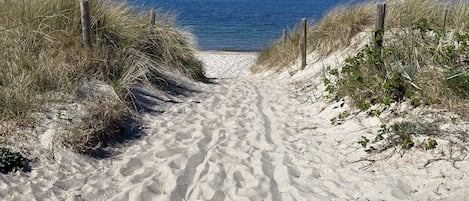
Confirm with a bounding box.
[1,51,468,201]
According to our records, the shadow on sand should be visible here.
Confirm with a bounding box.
[90,77,219,159]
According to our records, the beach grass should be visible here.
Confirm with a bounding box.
[254,0,469,71]
[0,0,204,154]
[254,0,468,117]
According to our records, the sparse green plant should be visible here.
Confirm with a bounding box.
[358,101,371,111]
[374,124,388,142]
[392,121,437,148]
[360,121,441,151]
[369,109,382,117]
[330,117,338,125]
[338,111,350,119]
[400,135,414,149]
[330,110,350,125]
[358,136,370,148]
[398,111,408,117]
[411,97,421,107]
[374,133,384,142]
[424,138,438,150]
[56,112,63,119]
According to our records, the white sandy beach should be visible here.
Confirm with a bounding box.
[1,50,468,201]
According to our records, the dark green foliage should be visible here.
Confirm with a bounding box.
[391,121,438,136]
[413,18,432,38]
[374,124,388,142]
[327,45,411,111]
[430,32,469,98]
[374,133,384,142]
[424,138,438,150]
[369,109,382,117]
[358,136,370,148]
[445,68,469,98]
[325,17,469,113]
[359,121,440,151]
[330,111,350,125]
[400,135,414,149]
[383,73,407,101]
[0,147,29,174]
[358,101,371,111]
[411,97,421,107]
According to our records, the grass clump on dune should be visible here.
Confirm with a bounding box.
[254,0,469,71]
[255,0,468,115]
[253,2,375,72]
[324,1,469,114]
[0,0,204,154]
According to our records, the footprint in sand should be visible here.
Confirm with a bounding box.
[120,158,143,177]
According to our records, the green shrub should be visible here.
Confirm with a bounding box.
[329,45,412,110]
[325,17,469,113]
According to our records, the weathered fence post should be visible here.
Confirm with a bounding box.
[283,28,288,48]
[374,3,386,52]
[301,18,307,69]
[150,10,156,27]
[80,0,92,50]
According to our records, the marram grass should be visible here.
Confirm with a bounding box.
[254,0,468,117]
[254,0,469,72]
[0,0,204,154]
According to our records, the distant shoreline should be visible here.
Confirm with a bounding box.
[198,49,260,53]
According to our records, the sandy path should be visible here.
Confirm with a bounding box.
[1,51,468,201]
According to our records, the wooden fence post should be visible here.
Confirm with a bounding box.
[150,10,156,27]
[283,29,288,48]
[374,3,386,51]
[301,18,307,69]
[80,0,92,50]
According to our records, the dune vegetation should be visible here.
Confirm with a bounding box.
[255,0,468,109]
[0,0,204,161]
[255,0,468,151]
[255,0,469,71]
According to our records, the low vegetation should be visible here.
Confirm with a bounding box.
[255,0,469,72]
[366,122,439,151]
[324,24,468,108]
[0,0,204,155]
[255,0,468,152]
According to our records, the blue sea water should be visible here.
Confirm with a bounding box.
[128,0,360,51]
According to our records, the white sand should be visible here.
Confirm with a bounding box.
[196,51,257,78]
[1,50,468,201]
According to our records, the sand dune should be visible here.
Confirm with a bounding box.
[1,51,468,201]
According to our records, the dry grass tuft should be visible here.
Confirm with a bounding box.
[0,0,204,155]
[61,99,129,154]
[253,2,374,72]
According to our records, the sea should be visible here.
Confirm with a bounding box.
[128,0,362,51]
